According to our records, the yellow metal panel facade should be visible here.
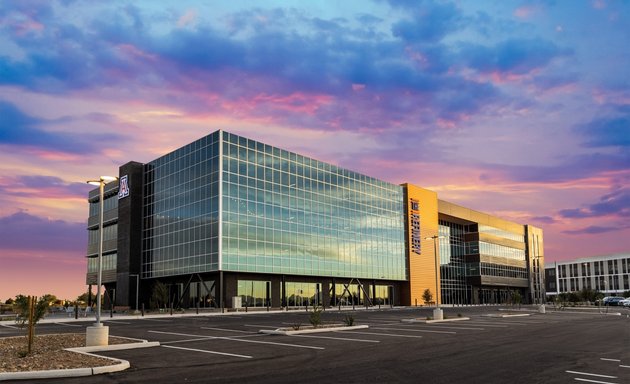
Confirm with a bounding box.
[403,183,440,306]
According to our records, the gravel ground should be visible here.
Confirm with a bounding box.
[0,333,132,373]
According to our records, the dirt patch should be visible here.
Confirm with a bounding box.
[0,333,132,373]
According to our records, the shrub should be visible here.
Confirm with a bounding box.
[422,289,433,305]
[343,314,355,326]
[13,295,55,355]
[309,306,322,328]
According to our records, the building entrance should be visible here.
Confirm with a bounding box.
[237,280,270,307]
[285,282,321,308]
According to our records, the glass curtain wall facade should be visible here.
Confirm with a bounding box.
[86,129,543,309]
[221,131,406,280]
[437,220,529,305]
[142,131,221,278]
[438,221,469,305]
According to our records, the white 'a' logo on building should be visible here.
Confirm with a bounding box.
[118,175,130,199]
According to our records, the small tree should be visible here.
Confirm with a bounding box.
[309,306,323,328]
[512,291,522,309]
[422,289,433,305]
[77,291,96,304]
[13,295,55,355]
[150,281,169,310]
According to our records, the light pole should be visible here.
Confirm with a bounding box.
[425,235,444,320]
[130,274,140,314]
[533,255,545,313]
[86,175,117,346]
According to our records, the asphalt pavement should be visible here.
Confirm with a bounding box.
[1,305,629,383]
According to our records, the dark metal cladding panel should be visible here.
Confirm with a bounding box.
[115,161,144,307]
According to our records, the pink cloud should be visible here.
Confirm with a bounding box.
[177,9,198,28]
[513,6,539,19]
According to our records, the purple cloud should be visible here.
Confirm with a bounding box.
[575,107,630,148]
[0,211,86,252]
[0,175,91,200]
[479,151,630,184]
[531,216,557,224]
[562,225,626,235]
[391,1,463,43]
[459,38,568,76]
[0,0,511,133]
[0,101,123,155]
[559,188,630,219]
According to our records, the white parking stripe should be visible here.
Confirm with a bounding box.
[600,358,620,362]
[344,331,423,339]
[162,337,219,345]
[372,327,456,334]
[424,325,485,330]
[219,336,325,349]
[201,327,257,333]
[150,330,215,338]
[293,334,379,343]
[140,318,172,322]
[461,322,508,328]
[244,324,277,328]
[149,330,324,350]
[53,322,83,327]
[162,345,252,359]
[573,378,617,384]
[565,370,617,379]
[366,321,402,325]
[0,324,18,329]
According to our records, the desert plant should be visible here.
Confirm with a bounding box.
[422,289,433,305]
[13,295,52,327]
[291,322,302,330]
[309,306,322,328]
[13,295,55,355]
[512,291,522,309]
[150,281,169,310]
[343,314,355,326]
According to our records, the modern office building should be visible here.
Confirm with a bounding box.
[545,253,630,297]
[86,130,544,310]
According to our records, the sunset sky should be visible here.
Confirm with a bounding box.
[1,0,628,301]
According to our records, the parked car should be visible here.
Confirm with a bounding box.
[605,297,625,306]
[620,298,630,307]
[600,296,612,305]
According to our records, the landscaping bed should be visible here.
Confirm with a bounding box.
[0,334,132,373]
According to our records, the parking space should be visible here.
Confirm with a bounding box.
[2,306,629,383]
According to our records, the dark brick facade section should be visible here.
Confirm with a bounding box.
[115,161,144,308]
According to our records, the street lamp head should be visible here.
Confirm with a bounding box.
[87,176,118,186]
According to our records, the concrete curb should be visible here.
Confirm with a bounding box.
[260,324,369,335]
[401,317,470,324]
[0,340,160,381]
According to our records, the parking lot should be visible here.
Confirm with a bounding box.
[2,306,629,383]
